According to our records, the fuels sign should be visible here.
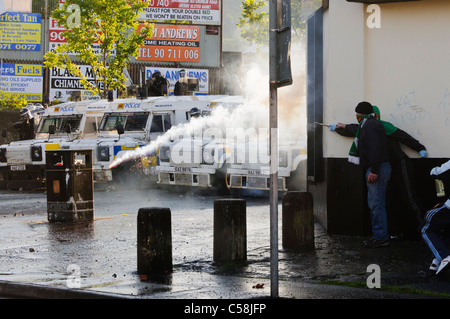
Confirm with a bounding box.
[0,63,43,102]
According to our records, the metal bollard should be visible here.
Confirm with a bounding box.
[213,198,247,263]
[282,192,314,250]
[137,207,172,275]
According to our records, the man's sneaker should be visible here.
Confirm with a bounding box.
[436,255,450,275]
[363,239,390,248]
[430,258,440,271]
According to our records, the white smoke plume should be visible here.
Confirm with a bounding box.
[109,43,307,169]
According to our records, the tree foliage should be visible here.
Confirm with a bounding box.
[238,0,269,47]
[237,0,322,47]
[44,0,153,99]
[0,94,28,111]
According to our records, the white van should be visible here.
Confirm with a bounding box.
[61,95,226,186]
[225,134,307,191]
[156,96,243,190]
[0,100,108,190]
[156,96,307,192]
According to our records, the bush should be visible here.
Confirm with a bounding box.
[0,94,28,111]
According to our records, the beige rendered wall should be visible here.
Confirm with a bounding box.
[323,0,365,158]
[323,0,450,158]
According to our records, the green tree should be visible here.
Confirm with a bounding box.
[237,0,268,47]
[44,0,153,99]
[237,0,321,47]
[0,93,28,111]
[291,0,322,39]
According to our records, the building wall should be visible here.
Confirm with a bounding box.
[323,1,365,159]
[310,0,450,236]
[364,0,450,158]
[324,0,450,158]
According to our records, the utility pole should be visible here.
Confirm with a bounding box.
[44,0,49,105]
[268,0,292,298]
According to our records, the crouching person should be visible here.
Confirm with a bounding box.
[422,159,450,275]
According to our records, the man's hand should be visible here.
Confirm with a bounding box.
[329,123,346,131]
[367,172,378,184]
[419,150,427,158]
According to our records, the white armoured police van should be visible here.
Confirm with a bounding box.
[225,134,307,191]
[158,133,306,192]
[61,95,226,186]
[156,96,307,192]
[0,100,108,190]
[156,96,242,190]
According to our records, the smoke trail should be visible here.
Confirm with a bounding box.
[109,44,307,169]
[239,42,307,136]
[278,44,307,136]
[109,99,269,169]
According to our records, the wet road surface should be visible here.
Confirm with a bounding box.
[0,186,449,298]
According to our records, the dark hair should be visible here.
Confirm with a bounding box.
[355,101,373,114]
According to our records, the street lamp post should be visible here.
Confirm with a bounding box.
[268,0,292,299]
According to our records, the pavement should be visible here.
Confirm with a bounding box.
[0,186,450,302]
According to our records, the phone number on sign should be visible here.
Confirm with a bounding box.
[137,47,199,62]
[0,43,40,51]
[0,92,42,101]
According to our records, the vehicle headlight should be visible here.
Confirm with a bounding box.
[159,145,171,163]
[202,145,215,165]
[0,148,6,163]
[279,150,288,167]
[97,146,110,162]
[31,145,43,162]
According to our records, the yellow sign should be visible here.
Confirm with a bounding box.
[15,64,42,76]
[0,12,41,51]
[0,63,43,102]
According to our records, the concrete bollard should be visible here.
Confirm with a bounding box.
[282,192,314,250]
[213,199,247,263]
[137,207,172,275]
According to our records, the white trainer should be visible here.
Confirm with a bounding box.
[436,255,450,275]
[430,258,440,271]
